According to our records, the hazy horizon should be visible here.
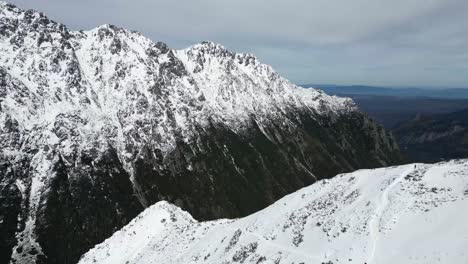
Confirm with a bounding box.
[7,0,468,88]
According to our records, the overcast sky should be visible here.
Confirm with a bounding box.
[9,0,468,88]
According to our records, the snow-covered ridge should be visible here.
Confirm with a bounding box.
[79,160,468,264]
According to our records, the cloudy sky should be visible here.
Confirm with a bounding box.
[9,0,468,88]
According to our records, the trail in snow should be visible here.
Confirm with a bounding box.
[367,165,415,263]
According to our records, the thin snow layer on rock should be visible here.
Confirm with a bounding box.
[175,42,353,124]
[79,160,468,264]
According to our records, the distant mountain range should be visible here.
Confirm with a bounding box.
[306,84,468,163]
[334,95,468,128]
[303,84,468,99]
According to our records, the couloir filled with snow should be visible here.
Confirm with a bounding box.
[79,160,468,264]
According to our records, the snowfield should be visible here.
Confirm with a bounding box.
[79,160,468,264]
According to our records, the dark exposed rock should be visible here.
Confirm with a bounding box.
[34,149,142,264]
[0,160,23,264]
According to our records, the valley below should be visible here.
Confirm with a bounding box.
[310,85,468,163]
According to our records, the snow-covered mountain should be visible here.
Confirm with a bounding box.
[0,2,402,263]
[79,160,468,264]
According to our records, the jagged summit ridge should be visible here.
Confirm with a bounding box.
[0,0,355,155]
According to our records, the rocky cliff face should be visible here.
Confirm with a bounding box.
[0,2,402,263]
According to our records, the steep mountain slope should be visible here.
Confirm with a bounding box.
[393,109,468,162]
[0,2,402,263]
[79,160,468,264]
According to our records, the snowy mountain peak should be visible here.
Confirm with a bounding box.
[196,41,232,54]
[0,1,358,157]
[0,2,65,34]
[79,160,468,264]
[0,3,403,264]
